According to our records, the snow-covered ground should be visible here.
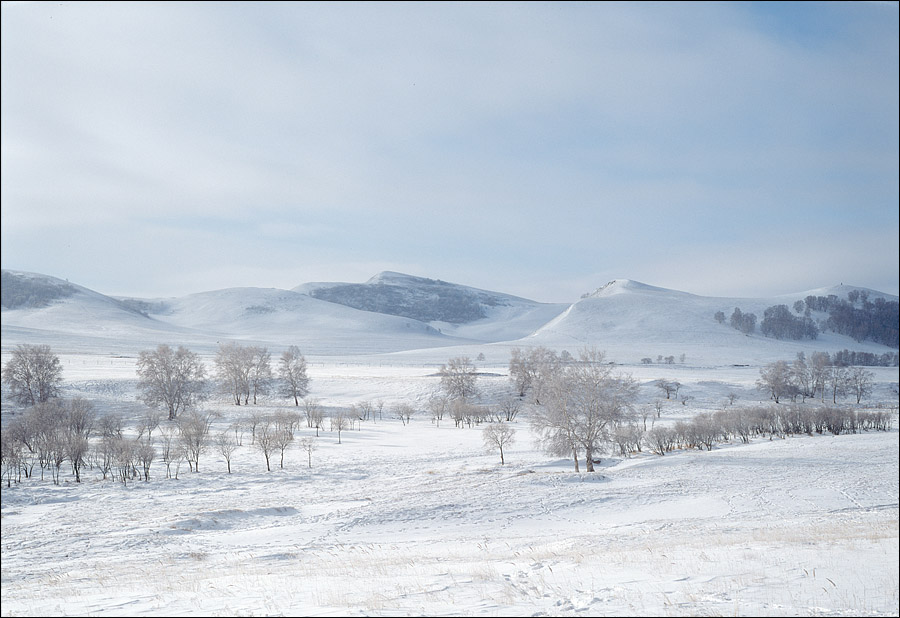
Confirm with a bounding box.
[2,272,898,615]
[1,356,898,617]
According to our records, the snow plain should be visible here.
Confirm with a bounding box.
[1,273,898,616]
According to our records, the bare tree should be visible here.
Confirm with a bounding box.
[827,364,850,404]
[482,423,516,464]
[279,346,310,406]
[299,437,317,469]
[216,430,239,473]
[136,344,208,420]
[655,379,678,400]
[393,403,416,426]
[272,416,295,468]
[254,417,276,471]
[177,410,216,472]
[809,351,831,401]
[2,428,24,487]
[498,396,521,422]
[245,410,266,445]
[645,426,676,455]
[329,409,350,444]
[304,398,325,435]
[135,441,155,481]
[847,366,875,404]
[158,426,179,478]
[136,408,164,442]
[427,394,449,426]
[3,344,63,406]
[64,397,95,482]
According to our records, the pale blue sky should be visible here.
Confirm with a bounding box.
[2,1,897,302]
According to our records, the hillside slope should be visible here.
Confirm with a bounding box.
[295,271,568,342]
[523,279,898,366]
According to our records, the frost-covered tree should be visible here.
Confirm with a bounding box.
[439,356,479,400]
[757,360,793,403]
[304,398,325,436]
[482,423,516,465]
[278,346,310,406]
[508,347,560,403]
[3,344,63,406]
[215,343,252,405]
[136,344,208,420]
[809,351,831,401]
[248,347,273,405]
[532,348,638,472]
[427,394,449,426]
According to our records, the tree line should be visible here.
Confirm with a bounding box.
[755,352,878,404]
[644,404,892,456]
[715,291,899,347]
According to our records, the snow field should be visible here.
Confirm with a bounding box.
[1,358,898,616]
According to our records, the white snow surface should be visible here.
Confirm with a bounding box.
[1,271,898,616]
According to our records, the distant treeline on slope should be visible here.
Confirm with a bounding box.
[805,293,899,348]
[717,291,899,349]
[832,349,899,367]
[1,271,76,309]
[307,279,508,324]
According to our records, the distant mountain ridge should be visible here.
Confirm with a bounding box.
[294,271,536,324]
[2,269,896,363]
[1,270,146,317]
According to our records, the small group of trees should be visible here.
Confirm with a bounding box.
[0,398,157,487]
[831,349,898,368]
[719,292,899,347]
[715,308,757,335]
[760,304,818,340]
[134,343,310,420]
[641,355,683,365]
[804,292,898,347]
[756,352,876,404]
[645,404,892,456]
[654,379,683,400]
[1,398,95,485]
[215,343,272,405]
[527,348,639,472]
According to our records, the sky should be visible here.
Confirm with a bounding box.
[1,1,898,303]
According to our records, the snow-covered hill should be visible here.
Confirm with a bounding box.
[141,286,462,356]
[2,270,897,364]
[1,270,203,354]
[524,278,898,366]
[1,271,469,356]
[295,271,568,342]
